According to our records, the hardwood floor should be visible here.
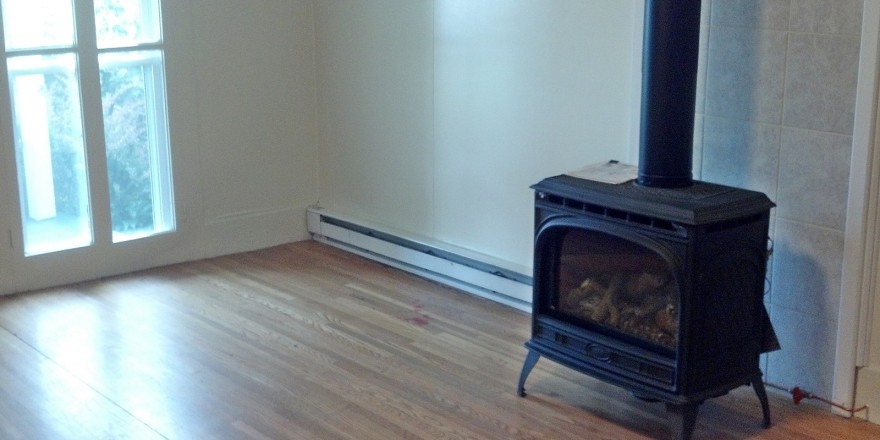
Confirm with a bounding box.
[0,241,877,439]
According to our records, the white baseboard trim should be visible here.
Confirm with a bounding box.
[306,207,532,312]
[855,366,880,423]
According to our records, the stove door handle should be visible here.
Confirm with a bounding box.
[585,344,612,362]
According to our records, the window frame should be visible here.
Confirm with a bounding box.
[0,0,175,254]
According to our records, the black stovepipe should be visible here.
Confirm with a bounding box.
[637,0,702,188]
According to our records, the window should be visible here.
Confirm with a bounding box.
[2,0,173,255]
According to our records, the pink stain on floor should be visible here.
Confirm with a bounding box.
[406,315,431,326]
[404,303,430,326]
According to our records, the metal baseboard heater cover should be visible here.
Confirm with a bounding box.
[306,207,532,312]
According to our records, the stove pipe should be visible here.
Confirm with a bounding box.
[636,0,702,188]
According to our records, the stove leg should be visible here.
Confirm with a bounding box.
[752,379,771,428]
[666,402,700,440]
[517,350,541,397]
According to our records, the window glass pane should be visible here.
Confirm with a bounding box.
[1,0,75,51]
[99,50,173,242]
[94,0,161,49]
[8,54,92,256]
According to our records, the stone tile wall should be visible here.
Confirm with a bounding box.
[695,0,864,398]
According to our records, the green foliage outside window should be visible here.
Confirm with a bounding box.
[45,73,82,217]
[102,66,154,232]
[44,65,154,232]
[43,0,156,232]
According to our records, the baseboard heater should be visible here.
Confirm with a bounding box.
[306,207,532,312]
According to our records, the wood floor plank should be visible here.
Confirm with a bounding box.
[0,241,878,439]
[0,319,166,440]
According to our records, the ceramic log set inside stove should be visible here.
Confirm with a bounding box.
[515,1,780,439]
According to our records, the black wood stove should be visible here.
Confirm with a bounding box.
[517,174,778,439]
[516,1,780,439]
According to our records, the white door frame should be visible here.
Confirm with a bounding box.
[835,0,880,417]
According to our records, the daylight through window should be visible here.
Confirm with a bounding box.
[2,0,174,255]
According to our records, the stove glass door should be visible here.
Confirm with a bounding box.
[552,228,680,350]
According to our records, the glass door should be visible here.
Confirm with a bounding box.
[551,227,681,351]
[2,0,173,257]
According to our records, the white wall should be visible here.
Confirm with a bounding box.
[170,0,318,254]
[433,0,637,266]
[315,0,436,238]
[0,0,319,294]
[316,0,639,268]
